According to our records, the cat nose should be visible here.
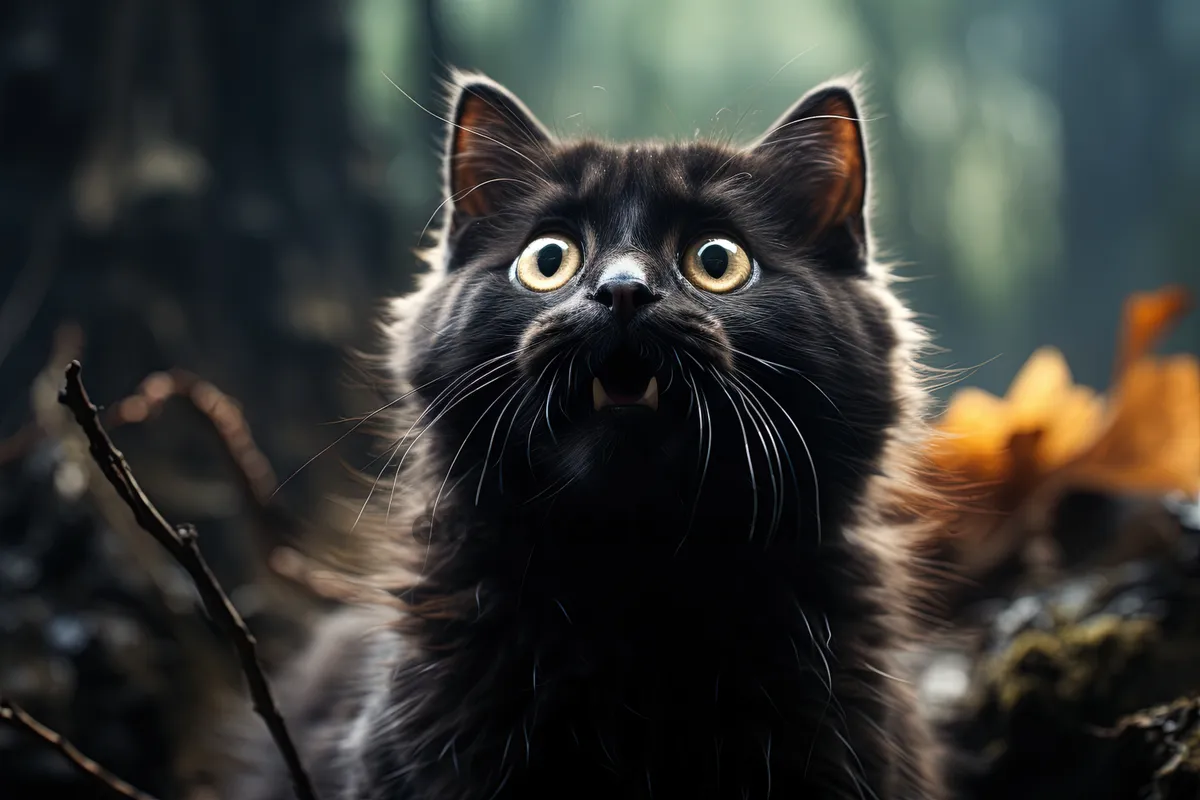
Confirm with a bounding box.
[591,279,659,323]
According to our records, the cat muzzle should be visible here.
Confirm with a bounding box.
[590,343,660,411]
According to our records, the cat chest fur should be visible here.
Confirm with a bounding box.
[356,538,912,800]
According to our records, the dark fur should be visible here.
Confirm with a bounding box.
[225,71,946,799]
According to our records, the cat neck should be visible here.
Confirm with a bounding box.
[400,491,872,642]
[378,499,900,799]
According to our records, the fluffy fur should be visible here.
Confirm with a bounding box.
[225,70,948,800]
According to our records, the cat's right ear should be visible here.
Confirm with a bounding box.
[750,81,869,255]
[444,74,552,220]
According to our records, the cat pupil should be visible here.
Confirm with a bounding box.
[699,242,728,278]
[537,244,563,276]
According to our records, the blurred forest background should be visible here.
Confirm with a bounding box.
[0,0,1198,798]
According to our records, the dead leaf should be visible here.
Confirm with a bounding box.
[925,284,1199,578]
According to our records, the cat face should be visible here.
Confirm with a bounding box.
[394,73,907,543]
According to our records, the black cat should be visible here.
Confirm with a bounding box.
[227,70,946,800]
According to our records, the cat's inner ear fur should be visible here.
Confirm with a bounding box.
[445,76,552,219]
[752,85,869,251]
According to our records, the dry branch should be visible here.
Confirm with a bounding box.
[1,363,278,514]
[101,368,279,507]
[0,699,160,800]
[57,360,319,800]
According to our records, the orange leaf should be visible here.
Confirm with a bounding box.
[926,283,1199,549]
[1005,347,1076,422]
[1066,355,1200,497]
[1114,285,1193,379]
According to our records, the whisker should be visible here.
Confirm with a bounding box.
[736,369,824,546]
[271,370,456,499]
[722,372,779,541]
[558,344,583,418]
[497,384,536,495]
[800,611,844,778]
[703,110,874,184]
[673,356,713,557]
[760,111,880,140]
[521,471,576,504]
[711,372,758,542]
[725,371,800,545]
[360,359,513,527]
[673,350,704,471]
[543,362,564,445]
[729,346,850,429]
[477,377,530,504]
[376,352,524,524]
[471,88,567,185]
[430,380,525,541]
[366,353,523,529]
[723,45,819,148]
[831,727,880,800]
[763,732,773,798]
[381,71,551,181]
[723,373,787,542]
[418,177,534,244]
[380,369,514,531]
[524,352,567,474]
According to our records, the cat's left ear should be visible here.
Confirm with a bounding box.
[752,83,868,249]
[444,74,552,220]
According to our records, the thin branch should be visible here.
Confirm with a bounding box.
[98,368,279,508]
[4,364,279,510]
[0,698,160,800]
[166,368,278,507]
[57,360,320,800]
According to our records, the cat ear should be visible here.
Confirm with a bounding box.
[444,74,552,219]
[752,83,868,247]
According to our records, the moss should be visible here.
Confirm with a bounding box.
[984,615,1160,717]
[1104,695,1200,797]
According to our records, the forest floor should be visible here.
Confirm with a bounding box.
[1,287,1198,800]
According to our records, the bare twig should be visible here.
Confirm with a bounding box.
[99,368,279,507]
[166,369,278,506]
[57,360,319,800]
[4,364,279,503]
[0,698,160,800]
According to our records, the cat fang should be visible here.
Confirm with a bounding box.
[592,375,658,411]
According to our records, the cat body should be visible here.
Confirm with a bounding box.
[227,71,945,800]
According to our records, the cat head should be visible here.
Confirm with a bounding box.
[385,71,926,547]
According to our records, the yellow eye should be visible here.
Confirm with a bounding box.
[514,234,582,292]
[682,236,753,293]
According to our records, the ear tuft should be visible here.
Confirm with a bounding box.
[754,84,868,245]
[445,75,551,219]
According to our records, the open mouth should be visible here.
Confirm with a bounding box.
[592,346,659,411]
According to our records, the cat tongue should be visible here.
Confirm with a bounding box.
[592,376,659,410]
[606,388,643,404]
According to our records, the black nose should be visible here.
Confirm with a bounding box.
[592,279,658,323]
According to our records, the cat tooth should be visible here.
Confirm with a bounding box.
[592,377,611,410]
[638,376,659,411]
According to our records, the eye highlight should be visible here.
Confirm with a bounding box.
[514,234,582,292]
[681,236,753,294]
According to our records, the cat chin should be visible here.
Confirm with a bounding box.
[537,416,691,495]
